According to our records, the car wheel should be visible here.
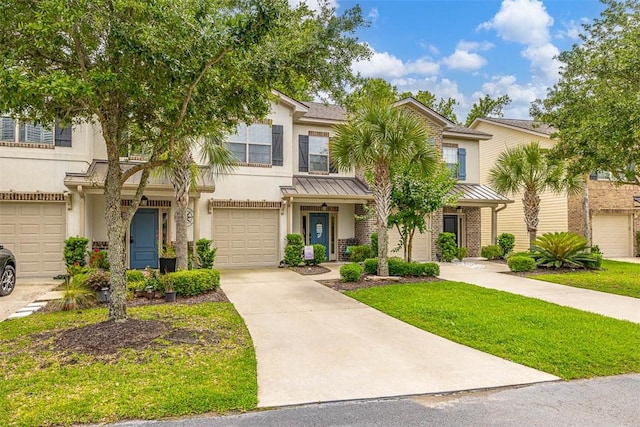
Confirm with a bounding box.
[0,265,16,296]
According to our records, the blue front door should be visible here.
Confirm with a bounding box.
[130,209,158,269]
[309,213,329,261]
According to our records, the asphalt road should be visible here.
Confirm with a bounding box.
[108,374,640,427]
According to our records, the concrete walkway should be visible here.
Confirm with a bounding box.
[439,261,640,324]
[220,268,558,408]
[1,278,62,321]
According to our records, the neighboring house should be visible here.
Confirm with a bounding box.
[0,93,511,278]
[472,117,639,257]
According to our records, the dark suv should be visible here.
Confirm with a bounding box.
[0,244,16,296]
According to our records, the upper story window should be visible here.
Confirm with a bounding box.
[442,143,466,181]
[309,135,329,173]
[0,117,72,147]
[228,123,272,165]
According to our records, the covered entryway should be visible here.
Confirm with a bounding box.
[213,208,279,268]
[592,214,632,257]
[0,202,66,277]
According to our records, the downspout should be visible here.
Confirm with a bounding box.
[491,203,508,245]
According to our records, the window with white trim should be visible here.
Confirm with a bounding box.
[1,117,55,144]
[309,135,329,172]
[228,123,272,164]
[442,145,458,173]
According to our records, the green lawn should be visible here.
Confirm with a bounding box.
[346,281,640,380]
[0,303,256,427]
[531,260,640,299]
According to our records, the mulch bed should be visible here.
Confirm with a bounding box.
[318,275,441,292]
[291,265,332,275]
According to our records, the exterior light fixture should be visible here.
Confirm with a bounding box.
[140,195,148,206]
[321,202,328,211]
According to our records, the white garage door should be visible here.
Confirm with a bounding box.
[592,214,632,258]
[0,202,66,277]
[213,209,279,268]
[388,221,432,261]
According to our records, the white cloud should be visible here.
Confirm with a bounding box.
[443,50,487,71]
[367,7,379,22]
[479,0,553,45]
[456,40,494,52]
[352,46,439,79]
[555,19,587,40]
[288,0,339,12]
[474,74,549,119]
[522,43,560,82]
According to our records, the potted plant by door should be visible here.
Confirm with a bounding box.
[159,244,177,274]
[162,275,176,303]
[86,269,111,303]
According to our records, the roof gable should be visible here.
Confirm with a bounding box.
[471,117,556,137]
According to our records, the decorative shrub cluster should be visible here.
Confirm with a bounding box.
[126,269,145,282]
[284,234,304,267]
[84,269,111,291]
[310,244,325,265]
[196,238,217,268]
[497,233,515,258]
[363,258,439,277]
[481,245,504,260]
[456,247,468,261]
[63,236,89,267]
[340,263,363,282]
[88,249,110,270]
[436,232,458,262]
[168,269,220,296]
[349,245,373,262]
[507,255,536,272]
[531,232,597,269]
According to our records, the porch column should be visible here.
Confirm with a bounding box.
[491,206,498,245]
[77,185,86,237]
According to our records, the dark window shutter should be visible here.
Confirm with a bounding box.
[54,122,72,147]
[298,135,309,172]
[457,147,466,180]
[271,125,283,166]
[329,137,337,173]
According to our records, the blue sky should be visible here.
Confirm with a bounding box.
[299,0,606,120]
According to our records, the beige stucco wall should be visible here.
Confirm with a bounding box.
[442,137,480,184]
[474,121,568,251]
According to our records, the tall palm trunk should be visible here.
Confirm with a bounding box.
[170,150,192,271]
[374,162,392,276]
[582,174,591,244]
[522,189,540,249]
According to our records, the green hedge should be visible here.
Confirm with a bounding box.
[284,234,304,267]
[340,263,363,282]
[311,244,325,265]
[507,255,537,272]
[126,270,145,283]
[481,245,504,260]
[349,245,373,262]
[363,258,439,277]
[167,269,220,296]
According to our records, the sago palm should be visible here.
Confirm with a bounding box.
[330,98,437,276]
[489,141,582,248]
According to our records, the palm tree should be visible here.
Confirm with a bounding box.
[163,133,237,270]
[331,98,437,276]
[489,141,582,248]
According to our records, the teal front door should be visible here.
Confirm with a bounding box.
[130,209,158,269]
[309,213,329,261]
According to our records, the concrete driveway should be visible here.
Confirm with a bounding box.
[0,278,61,321]
[220,268,557,408]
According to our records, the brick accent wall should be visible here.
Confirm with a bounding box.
[355,201,376,246]
[431,208,443,260]
[338,238,358,261]
[568,180,640,255]
[463,207,482,257]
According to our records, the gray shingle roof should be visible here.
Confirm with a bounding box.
[480,117,556,136]
[446,125,492,137]
[301,102,347,121]
[281,175,372,198]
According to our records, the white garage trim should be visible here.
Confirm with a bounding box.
[592,214,632,258]
[0,202,66,277]
[213,208,280,268]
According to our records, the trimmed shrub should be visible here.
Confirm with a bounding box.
[509,251,533,258]
[167,269,220,296]
[311,244,325,265]
[349,245,373,262]
[340,263,363,282]
[126,270,145,283]
[370,232,379,257]
[284,234,304,267]
[63,236,89,267]
[497,233,515,258]
[531,232,592,268]
[436,232,458,262]
[405,261,440,277]
[196,238,217,268]
[456,247,468,261]
[583,253,603,269]
[363,258,378,275]
[508,255,537,272]
[481,245,504,260]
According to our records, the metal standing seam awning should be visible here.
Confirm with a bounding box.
[280,175,374,201]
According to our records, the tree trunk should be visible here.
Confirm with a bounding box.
[522,189,540,249]
[170,151,192,271]
[582,174,591,244]
[407,228,415,262]
[374,163,392,276]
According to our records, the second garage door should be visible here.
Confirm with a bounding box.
[592,214,632,258]
[213,208,279,268]
[388,219,432,261]
[0,202,66,277]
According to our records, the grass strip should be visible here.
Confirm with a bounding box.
[346,281,640,380]
[532,260,640,299]
[0,303,256,427]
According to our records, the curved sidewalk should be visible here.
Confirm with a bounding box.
[220,268,557,408]
[438,261,640,324]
